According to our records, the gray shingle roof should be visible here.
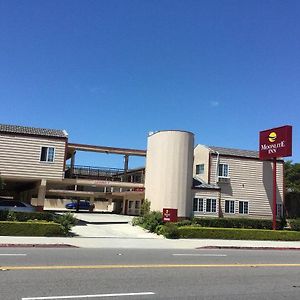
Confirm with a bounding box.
[0,124,68,138]
[193,176,220,190]
[208,145,258,159]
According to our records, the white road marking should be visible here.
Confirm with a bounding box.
[22,292,155,299]
[172,254,227,257]
[0,254,27,256]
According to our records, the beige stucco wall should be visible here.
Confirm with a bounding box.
[0,134,66,180]
[193,145,210,182]
[144,130,194,217]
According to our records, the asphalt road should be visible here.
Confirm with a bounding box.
[1,248,300,299]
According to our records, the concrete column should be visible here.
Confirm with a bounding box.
[37,179,47,212]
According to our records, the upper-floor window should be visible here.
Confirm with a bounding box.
[40,147,55,162]
[218,163,229,177]
[196,164,205,175]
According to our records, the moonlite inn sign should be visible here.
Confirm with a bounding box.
[259,125,292,160]
[259,125,292,230]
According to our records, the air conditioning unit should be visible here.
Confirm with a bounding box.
[218,177,230,184]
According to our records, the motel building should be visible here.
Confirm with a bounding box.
[0,124,284,219]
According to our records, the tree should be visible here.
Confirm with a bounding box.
[284,161,300,193]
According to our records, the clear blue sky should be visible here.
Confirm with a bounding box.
[1,0,299,168]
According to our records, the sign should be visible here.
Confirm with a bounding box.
[163,208,178,222]
[259,125,292,160]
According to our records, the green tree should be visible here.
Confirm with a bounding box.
[285,161,300,192]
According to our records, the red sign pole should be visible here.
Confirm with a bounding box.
[272,158,277,230]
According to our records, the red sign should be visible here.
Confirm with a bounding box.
[163,208,178,222]
[259,125,292,160]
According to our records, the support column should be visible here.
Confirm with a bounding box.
[70,151,76,177]
[124,155,129,182]
[37,179,47,212]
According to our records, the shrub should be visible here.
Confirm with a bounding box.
[55,213,77,236]
[192,217,284,230]
[6,211,17,221]
[143,211,163,232]
[178,226,300,241]
[161,223,180,239]
[289,219,300,231]
[140,199,151,216]
[0,210,9,221]
[132,211,163,233]
[12,211,56,222]
[0,221,65,236]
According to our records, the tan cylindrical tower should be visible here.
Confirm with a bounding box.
[144,130,194,218]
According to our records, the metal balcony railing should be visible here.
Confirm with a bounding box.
[65,164,144,183]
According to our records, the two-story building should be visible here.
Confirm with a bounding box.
[0,125,284,219]
[192,145,284,219]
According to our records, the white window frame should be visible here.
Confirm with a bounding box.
[193,198,204,212]
[276,203,283,217]
[196,164,205,175]
[218,163,229,178]
[225,200,235,214]
[40,146,55,163]
[206,198,217,213]
[238,201,249,214]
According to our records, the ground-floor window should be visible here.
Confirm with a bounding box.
[193,198,204,212]
[239,201,249,214]
[206,199,217,213]
[276,203,283,217]
[193,198,217,213]
[225,200,235,214]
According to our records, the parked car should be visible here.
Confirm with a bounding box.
[65,200,91,210]
[0,199,36,212]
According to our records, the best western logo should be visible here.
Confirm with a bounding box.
[261,131,285,155]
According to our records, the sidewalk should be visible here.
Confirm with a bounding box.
[1,235,300,249]
[1,213,300,249]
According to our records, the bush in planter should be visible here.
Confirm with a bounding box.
[55,213,78,236]
[143,211,163,232]
[192,217,285,230]
[161,223,180,239]
[289,219,300,231]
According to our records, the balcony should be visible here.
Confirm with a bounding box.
[65,164,144,183]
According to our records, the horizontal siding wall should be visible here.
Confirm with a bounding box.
[192,189,220,217]
[0,134,66,180]
[210,155,284,218]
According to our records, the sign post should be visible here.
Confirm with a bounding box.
[259,125,292,230]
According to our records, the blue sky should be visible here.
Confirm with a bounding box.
[0,0,299,168]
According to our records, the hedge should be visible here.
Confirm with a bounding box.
[0,221,65,236]
[0,211,56,222]
[192,217,285,230]
[289,219,300,231]
[178,226,300,241]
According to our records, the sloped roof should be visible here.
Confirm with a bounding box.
[193,176,220,190]
[0,124,68,138]
[208,145,259,159]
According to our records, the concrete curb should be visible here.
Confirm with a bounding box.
[198,246,300,251]
[0,244,77,248]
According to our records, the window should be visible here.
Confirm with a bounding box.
[193,198,204,212]
[196,164,204,175]
[225,200,235,214]
[206,199,216,213]
[239,201,249,214]
[218,163,229,177]
[276,204,283,217]
[40,147,55,162]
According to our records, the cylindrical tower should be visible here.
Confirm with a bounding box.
[144,130,194,218]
